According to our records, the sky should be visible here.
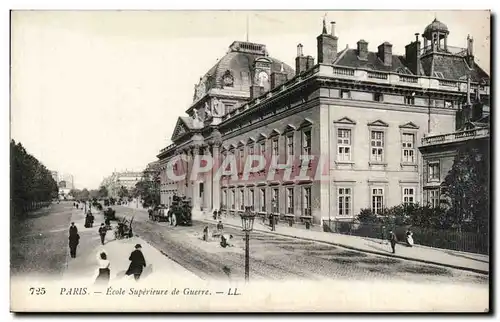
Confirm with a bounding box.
[10,10,490,189]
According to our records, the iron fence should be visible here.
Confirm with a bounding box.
[323,220,488,255]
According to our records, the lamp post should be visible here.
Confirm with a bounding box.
[240,206,256,282]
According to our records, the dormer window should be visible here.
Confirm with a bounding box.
[433,72,444,78]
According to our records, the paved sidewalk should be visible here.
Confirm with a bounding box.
[63,206,200,283]
[194,212,489,275]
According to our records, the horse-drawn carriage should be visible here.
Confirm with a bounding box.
[104,207,116,221]
[114,216,134,240]
[168,196,193,227]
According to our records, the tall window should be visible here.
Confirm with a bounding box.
[302,130,311,155]
[303,186,312,216]
[249,145,254,156]
[272,188,279,213]
[231,190,235,209]
[370,131,384,162]
[222,190,227,209]
[428,189,440,208]
[239,189,245,210]
[249,189,255,211]
[403,188,415,204]
[338,188,352,216]
[260,188,266,212]
[286,135,294,157]
[286,188,294,214]
[259,142,266,156]
[402,133,415,163]
[371,188,384,214]
[428,162,440,181]
[272,139,279,155]
[337,129,352,161]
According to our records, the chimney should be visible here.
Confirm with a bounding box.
[405,33,421,75]
[295,44,308,75]
[306,56,315,69]
[271,64,288,89]
[357,40,368,60]
[377,42,393,66]
[317,21,338,64]
[466,35,474,67]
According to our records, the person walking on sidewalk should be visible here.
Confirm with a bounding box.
[68,232,80,258]
[69,222,78,236]
[98,223,107,245]
[94,251,110,285]
[126,244,146,281]
[389,230,397,254]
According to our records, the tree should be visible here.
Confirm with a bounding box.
[10,140,58,216]
[80,188,90,201]
[89,189,100,199]
[98,185,108,198]
[441,139,489,233]
[118,186,129,199]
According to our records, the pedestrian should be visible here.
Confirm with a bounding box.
[202,226,210,241]
[68,233,80,258]
[389,230,397,254]
[213,210,218,220]
[380,225,387,245]
[69,222,78,236]
[125,244,146,281]
[217,220,224,234]
[406,229,414,247]
[94,251,110,285]
[98,223,107,245]
[220,234,234,248]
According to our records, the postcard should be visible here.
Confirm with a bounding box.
[10,10,490,312]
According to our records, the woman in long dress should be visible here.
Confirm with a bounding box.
[406,230,414,247]
[94,251,110,285]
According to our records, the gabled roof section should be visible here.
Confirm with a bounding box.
[282,124,297,134]
[399,121,419,129]
[368,119,389,127]
[237,140,245,147]
[246,137,256,144]
[171,117,193,141]
[334,117,357,125]
[268,129,281,138]
[297,118,314,130]
[256,133,268,142]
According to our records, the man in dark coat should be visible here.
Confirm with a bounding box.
[126,244,146,281]
[69,222,78,236]
[389,230,397,254]
[69,233,80,258]
[98,223,107,245]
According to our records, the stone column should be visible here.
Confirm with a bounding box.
[192,146,200,210]
[185,149,192,198]
[204,145,213,212]
[212,141,221,211]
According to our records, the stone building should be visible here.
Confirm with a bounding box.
[101,170,143,198]
[419,91,490,207]
[156,19,490,225]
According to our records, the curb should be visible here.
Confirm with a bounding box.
[200,218,489,276]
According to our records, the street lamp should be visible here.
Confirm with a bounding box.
[240,206,256,283]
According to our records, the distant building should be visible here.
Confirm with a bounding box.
[101,170,142,198]
[49,170,75,199]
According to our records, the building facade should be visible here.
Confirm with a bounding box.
[156,19,490,225]
[419,95,490,207]
[101,170,143,198]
